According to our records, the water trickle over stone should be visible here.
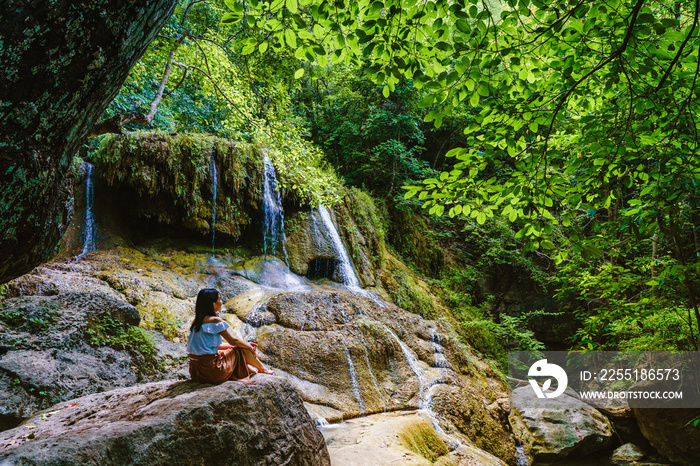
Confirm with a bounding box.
[262,154,289,266]
[316,205,361,287]
[79,162,97,257]
[210,151,218,253]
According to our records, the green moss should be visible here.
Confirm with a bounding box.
[92,131,263,240]
[342,187,389,270]
[390,268,436,319]
[139,304,183,341]
[398,419,449,463]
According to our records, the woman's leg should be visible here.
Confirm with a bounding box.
[241,348,274,374]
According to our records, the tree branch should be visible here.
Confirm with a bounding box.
[541,0,646,156]
[173,61,262,130]
[88,35,185,138]
[655,0,700,91]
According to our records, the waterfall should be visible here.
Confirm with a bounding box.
[378,323,428,396]
[79,162,97,256]
[515,440,530,466]
[343,345,366,415]
[380,323,461,444]
[210,152,218,253]
[316,205,361,287]
[431,328,449,369]
[262,154,289,266]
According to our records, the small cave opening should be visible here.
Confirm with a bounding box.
[306,258,339,281]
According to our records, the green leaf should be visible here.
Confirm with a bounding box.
[286,0,298,13]
[469,92,479,106]
[294,68,305,79]
[285,29,297,48]
[221,12,240,24]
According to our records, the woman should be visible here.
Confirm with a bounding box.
[187,288,273,384]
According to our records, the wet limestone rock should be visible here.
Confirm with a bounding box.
[431,384,516,465]
[509,386,614,462]
[285,209,343,278]
[0,377,330,465]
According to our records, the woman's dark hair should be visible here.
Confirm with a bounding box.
[190,288,220,332]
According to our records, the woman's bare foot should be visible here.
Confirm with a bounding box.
[258,367,274,375]
[238,376,253,384]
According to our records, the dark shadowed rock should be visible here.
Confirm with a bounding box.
[630,369,700,466]
[0,0,178,285]
[0,377,330,465]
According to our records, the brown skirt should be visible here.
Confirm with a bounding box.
[188,346,250,384]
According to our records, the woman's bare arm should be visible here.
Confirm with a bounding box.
[220,328,256,352]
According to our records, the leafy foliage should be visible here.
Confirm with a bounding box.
[217,0,700,349]
[84,315,156,359]
[100,0,342,206]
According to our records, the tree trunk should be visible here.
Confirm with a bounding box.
[0,0,177,284]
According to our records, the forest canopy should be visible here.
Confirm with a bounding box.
[96,0,700,353]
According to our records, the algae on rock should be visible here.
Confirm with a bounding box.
[93,131,264,240]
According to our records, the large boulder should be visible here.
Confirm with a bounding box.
[611,443,646,464]
[632,407,700,465]
[0,377,330,465]
[509,387,614,462]
[630,369,700,465]
[0,292,186,431]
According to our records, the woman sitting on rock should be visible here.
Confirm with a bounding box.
[187,288,274,384]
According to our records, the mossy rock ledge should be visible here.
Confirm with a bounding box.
[91,131,272,242]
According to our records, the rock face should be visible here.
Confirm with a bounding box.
[4,241,516,463]
[0,377,330,465]
[509,387,614,462]
[286,210,339,278]
[629,370,700,466]
[0,0,178,285]
[0,291,186,431]
[285,198,380,287]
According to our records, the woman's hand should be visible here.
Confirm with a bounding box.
[249,342,258,355]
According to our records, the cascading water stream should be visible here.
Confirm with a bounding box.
[262,154,289,267]
[79,162,97,256]
[314,205,384,306]
[432,329,449,370]
[379,323,462,444]
[210,152,218,253]
[316,205,361,287]
[515,440,530,466]
[343,343,366,415]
